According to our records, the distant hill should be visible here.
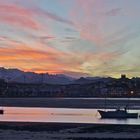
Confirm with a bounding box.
[73,77,94,84]
[0,67,114,85]
[73,77,114,84]
[0,67,74,84]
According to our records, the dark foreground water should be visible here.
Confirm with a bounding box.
[0,107,140,125]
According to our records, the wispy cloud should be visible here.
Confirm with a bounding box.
[0,42,68,71]
[103,8,122,16]
[35,8,73,25]
[0,2,73,30]
[0,4,39,29]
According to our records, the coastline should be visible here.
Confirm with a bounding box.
[0,122,140,139]
[0,97,140,109]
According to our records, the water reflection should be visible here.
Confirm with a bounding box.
[0,107,140,125]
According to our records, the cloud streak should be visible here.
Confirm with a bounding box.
[103,8,122,16]
[0,2,73,30]
[0,3,39,29]
[35,8,73,25]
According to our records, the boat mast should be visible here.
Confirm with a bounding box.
[126,90,133,110]
[104,93,107,111]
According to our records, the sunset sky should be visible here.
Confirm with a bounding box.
[0,0,140,78]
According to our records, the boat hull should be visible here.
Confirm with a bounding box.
[98,110,138,119]
[0,109,4,115]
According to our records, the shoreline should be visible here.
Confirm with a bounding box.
[0,97,140,109]
[0,122,140,139]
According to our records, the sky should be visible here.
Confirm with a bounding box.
[0,0,140,78]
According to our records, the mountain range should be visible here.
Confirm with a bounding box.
[0,67,75,84]
[0,67,110,84]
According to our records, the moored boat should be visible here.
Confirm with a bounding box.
[98,108,138,119]
[0,109,4,115]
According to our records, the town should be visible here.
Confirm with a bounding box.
[0,74,140,97]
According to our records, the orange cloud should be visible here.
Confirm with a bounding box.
[0,39,70,73]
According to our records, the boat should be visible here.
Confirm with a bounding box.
[98,90,139,119]
[98,107,138,119]
[0,109,4,115]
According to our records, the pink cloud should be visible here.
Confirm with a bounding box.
[0,14,39,29]
[0,2,74,31]
[0,3,39,29]
[66,0,105,46]
[0,4,33,16]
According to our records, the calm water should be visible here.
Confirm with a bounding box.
[0,107,140,125]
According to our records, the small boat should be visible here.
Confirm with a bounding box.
[98,107,138,119]
[0,109,4,115]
